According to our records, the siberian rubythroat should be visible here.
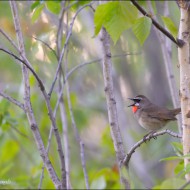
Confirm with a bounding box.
[128,95,181,135]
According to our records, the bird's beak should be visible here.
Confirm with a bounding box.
[127,98,136,107]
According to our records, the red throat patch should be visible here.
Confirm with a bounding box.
[132,106,138,113]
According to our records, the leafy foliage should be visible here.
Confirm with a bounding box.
[94,2,138,44]
[161,16,178,38]
[132,16,152,45]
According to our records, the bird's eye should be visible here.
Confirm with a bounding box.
[134,98,141,103]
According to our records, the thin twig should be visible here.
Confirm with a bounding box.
[66,81,90,189]
[130,0,183,47]
[123,129,182,168]
[0,29,20,52]
[48,3,93,97]
[11,126,30,140]
[0,47,45,91]
[31,36,57,59]
[64,52,141,88]
[0,91,25,110]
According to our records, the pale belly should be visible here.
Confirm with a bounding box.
[138,117,168,131]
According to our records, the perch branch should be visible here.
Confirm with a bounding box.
[123,129,182,168]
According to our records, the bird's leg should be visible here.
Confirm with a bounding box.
[143,130,157,142]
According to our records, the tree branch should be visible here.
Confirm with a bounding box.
[130,0,183,47]
[0,47,45,91]
[0,91,25,110]
[9,1,64,188]
[0,28,20,52]
[48,2,93,97]
[100,27,130,189]
[123,129,182,168]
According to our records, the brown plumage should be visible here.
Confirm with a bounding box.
[128,95,181,132]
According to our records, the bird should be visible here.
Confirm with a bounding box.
[128,95,181,139]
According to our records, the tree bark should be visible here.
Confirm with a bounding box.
[100,27,130,189]
[178,0,190,181]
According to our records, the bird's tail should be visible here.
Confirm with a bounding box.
[172,108,181,116]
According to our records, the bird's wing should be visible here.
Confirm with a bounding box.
[145,106,178,121]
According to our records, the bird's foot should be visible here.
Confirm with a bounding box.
[143,131,157,142]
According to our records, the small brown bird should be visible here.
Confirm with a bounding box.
[128,95,181,137]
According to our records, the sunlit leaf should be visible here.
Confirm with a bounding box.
[161,16,178,38]
[46,1,61,15]
[31,3,44,23]
[94,2,138,44]
[132,16,152,45]
[31,1,41,11]
[174,161,184,175]
[160,154,190,162]
[171,141,183,156]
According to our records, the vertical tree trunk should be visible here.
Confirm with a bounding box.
[178,0,190,181]
[100,27,130,189]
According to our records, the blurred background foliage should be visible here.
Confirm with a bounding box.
[0,0,186,189]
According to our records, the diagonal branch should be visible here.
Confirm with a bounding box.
[48,2,93,97]
[0,91,25,110]
[9,1,65,188]
[123,129,182,168]
[0,29,20,52]
[130,0,183,47]
[0,47,45,91]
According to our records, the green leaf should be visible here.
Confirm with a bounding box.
[180,163,190,177]
[151,1,157,15]
[153,178,187,189]
[31,3,44,23]
[132,16,152,46]
[161,16,178,38]
[0,140,19,162]
[46,1,61,15]
[31,1,41,11]
[90,176,106,189]
[171,142,183,156]
[94,2,138,44]
[174,161,184,175]
[160,154,190,161]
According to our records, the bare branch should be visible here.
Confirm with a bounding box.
[31,36,57,59]
[64,52,141,89]
[9,1,62,188]
[100,27,130,188]
[0,47,45,91]
[123,129,182,168]
[0,91,25,110]
[48,3,92,97]
[0,29,20,52]
[66,82,89,189]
